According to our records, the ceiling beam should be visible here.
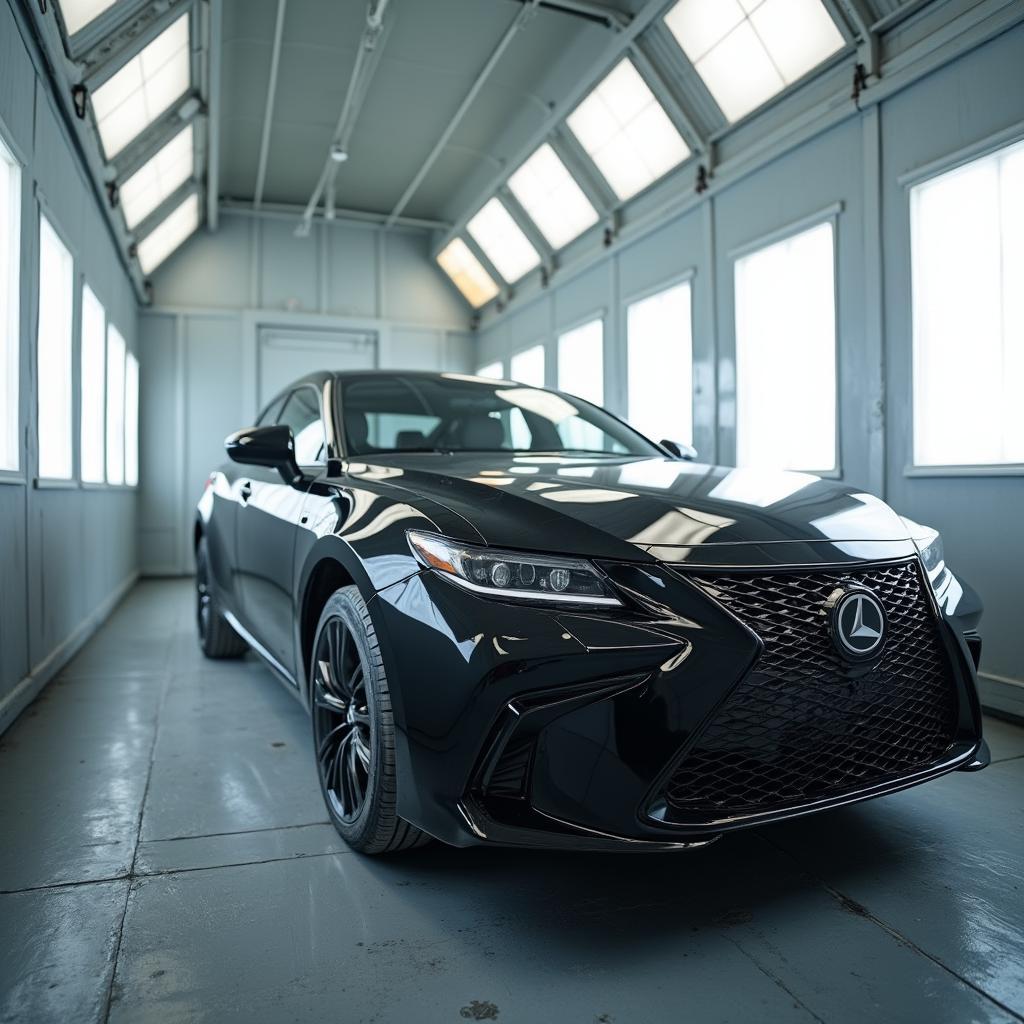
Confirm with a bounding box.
[220,198,450,232]
[253,0,289,209]
[206,0,222,229]
[385,0,541,228]
[500,0,632,30]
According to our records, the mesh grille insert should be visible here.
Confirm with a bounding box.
[660,560,959,820]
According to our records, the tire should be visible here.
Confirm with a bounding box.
[196,536,248,659]
[310,586,430,854]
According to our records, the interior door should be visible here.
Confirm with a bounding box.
[257,327,375,408]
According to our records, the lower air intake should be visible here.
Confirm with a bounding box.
[659,559,959,821]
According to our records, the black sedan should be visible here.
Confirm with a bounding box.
[195,370,989,854]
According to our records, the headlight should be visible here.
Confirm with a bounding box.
[407,530,621,607]
[916,529,944,578]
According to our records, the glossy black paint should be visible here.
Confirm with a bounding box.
[197,371,987,850]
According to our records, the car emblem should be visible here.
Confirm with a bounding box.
[830,587,886,662]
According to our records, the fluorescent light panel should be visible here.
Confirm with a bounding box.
[137,192,199,274]
[91,14,191,158]
[567,59,690,201]
[436,238,500,309]
[507,144,599,250]
[466,198,541,284]
[59,0,119,36]
[120,123,194,229]
[664,0,845,123]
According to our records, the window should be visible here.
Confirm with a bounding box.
[510,345,545,388]
[0,136,20,472]
[436,238,499,308]
[37,215,74,480]
[106,325,126,484]
[137,192,199,275]
[466,198,541,284]
[125,351,139,486]
[59,0,120,36]
[279,388,325,464]
[557,319,603,406]
[566,59,690,201]
[911,141,1024,466]
[734,220,836,472]
[120,123,194,230]
[627,282,693,444]
[80,284,106,483]
[91,14,191,158]
[664,0,845,123]
[476,361,503,379]
[507,144,599,250]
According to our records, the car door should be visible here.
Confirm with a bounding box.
[235,385,326,680]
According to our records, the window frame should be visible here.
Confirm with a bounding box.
[277,384,328,468]
[79,281,108,486]
[899,123,1024,477]
[105,321,128,487]
[729,204,842,478]
[0,122,23,484]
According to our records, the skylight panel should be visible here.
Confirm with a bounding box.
[507,144,599,250]
[566,59,690,202]
[91,14,191,158]
[59,0,120,36]
[664,0,845,123]
[120,123,194,230]
[466,198,541,284]
[137,192,199,274]
[436,238,500,309]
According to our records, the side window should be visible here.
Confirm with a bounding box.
[256,394,286,427]
[278,388,325,464]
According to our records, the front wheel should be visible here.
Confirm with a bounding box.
[310,586,429,854]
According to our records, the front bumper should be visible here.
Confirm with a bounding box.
[370,557,985,850]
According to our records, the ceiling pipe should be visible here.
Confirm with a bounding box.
[253,0,289,209]
[298,0,391,235]
[385,0,540,228]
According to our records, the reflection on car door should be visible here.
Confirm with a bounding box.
[235,386,325,680]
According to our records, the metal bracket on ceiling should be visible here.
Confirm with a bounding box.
[695,163,710,195]
[852,62,869,108]
[71,83,88,118]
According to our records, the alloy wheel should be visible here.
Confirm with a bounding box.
[313,618,372,822]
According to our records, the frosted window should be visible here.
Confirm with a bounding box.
[0,137,20,471]
[507,144,599,250]
[59,0,120,36]
[120,123,194,230]
[37,216,74,480]
[665,0,844,123]
[735,220,836,472]
[567,59,690,201]
[437,238,499,308]
[125,351,139,486]
[80,284,106,483]
[911,140,1024,466]
[627,282,693,444]
[510,345,545,388]
[557,319,603,406]
[476,361,503,379]
[137,192,199,274]
[106,325,126,484]
[466,198,541,284]
[91,15,191,158]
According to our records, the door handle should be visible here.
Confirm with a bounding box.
[239,480,252,504]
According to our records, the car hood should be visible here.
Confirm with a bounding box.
[349,453,920,568]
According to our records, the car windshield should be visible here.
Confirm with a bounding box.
[337,374,661,457]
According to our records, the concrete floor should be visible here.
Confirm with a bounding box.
[1,581,1023,1024]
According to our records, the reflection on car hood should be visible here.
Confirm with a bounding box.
[347,453,918,567]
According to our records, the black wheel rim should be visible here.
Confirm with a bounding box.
[196,551,211,641]
[313,618,372,823]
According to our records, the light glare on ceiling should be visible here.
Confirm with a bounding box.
[436,238,500,308]
[137,192,199,274]
[91,14,191,158]
[566,59,690,201]
[507,144,599,250]
[466,198,541,284]
[664,0,845,123]
[119,123,194,230]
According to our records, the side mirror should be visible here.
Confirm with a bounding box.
[225,424,303,486]
[660,439,698,461]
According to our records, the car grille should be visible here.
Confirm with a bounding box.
[659,559,959,821]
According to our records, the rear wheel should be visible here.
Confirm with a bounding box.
[311,586,429,854]
[196,536,248,659]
